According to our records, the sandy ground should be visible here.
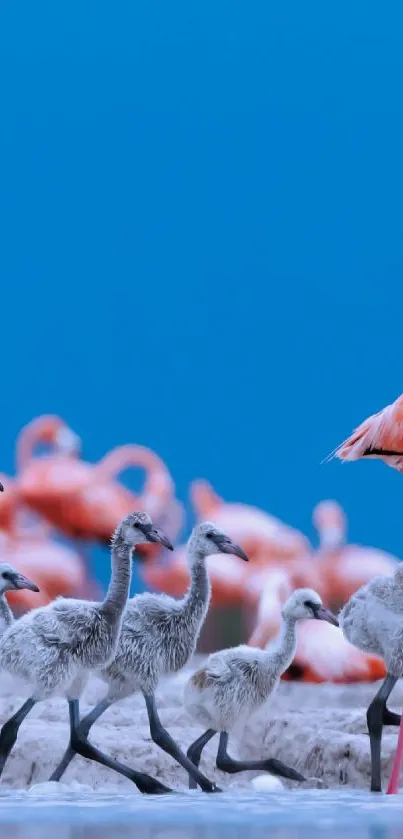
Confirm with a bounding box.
[0,661,400,793]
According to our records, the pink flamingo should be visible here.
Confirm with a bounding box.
[191,480,310,566]
[331,393,403,471]
[19,440,183,552]
[0,416,79,532]
[0,525,86,612]
[312,500,399,609]
[143,481,310,605]
[0,417,98,609]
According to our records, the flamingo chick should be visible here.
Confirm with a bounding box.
[50,521,248,792]
[0,512,174,794]
[0,563,39,631]
[184,588,338,786]
[339,565,403,793]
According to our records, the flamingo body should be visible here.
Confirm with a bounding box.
[333,394,403,471]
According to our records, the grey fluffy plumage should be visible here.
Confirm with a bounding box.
[0,512,177,794]
[185,589,333,732]
[0,516,139,699]
[100,522,219,699]
[51,521,248,792]
[340,566,403,675]
[339,565,403,792]
[183,589,338,788]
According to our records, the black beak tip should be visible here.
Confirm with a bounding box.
[316,606,339,627]
[146,527,174,552]
[0,483,3,492]
[216,537,249,562]
[234,544,249,562]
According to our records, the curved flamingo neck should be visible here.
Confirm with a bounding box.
[94,444,174,512]
[262,615,298,676]
[16,416,60,472]
[180,548,211,633]
[317,526,346,553]
[96,445,166,478]
[191,481,222,518]
[102,529,133,617]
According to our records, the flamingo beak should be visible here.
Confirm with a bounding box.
[10,572,40,592]
[143,525,174,551]
[0,483,3,492]
[213,534,249,562]
[313,605,339,627]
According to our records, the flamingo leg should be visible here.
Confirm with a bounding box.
[67,699,172,794]
[143,693,221,793]
[366,673,397,792]
[387,710,403,794]
[0,698,36,777]
[216,731,305,781]
[186,729,217,789]
[50,697,111,781]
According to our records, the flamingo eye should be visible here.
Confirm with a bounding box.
[205,531,215,539]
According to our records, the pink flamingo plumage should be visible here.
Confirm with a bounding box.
[331,393,403,471]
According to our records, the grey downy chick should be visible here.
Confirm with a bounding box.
[0,512,174,794]
[185,588,338,787]
[339,565,403,792]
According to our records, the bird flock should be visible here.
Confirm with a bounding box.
[0,392,403,795]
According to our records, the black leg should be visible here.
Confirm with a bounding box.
[216,731,306,782]
[367,674,397,792]
[144,693,221,793]
[68,699,172,794]
[50,697,110,782]
[0,698,36,778]
[186,729,217,790]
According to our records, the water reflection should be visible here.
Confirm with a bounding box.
[4,828,403,839]
[2,791,403,839]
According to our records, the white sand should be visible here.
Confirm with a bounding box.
[0,662,400,793]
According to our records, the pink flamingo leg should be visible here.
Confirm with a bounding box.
[387,715,403,794]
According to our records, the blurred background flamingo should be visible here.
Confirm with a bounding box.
[0,415,79,534]
[311,500,399,609]
[190,480,311,566]
[142,478,311,607]
[18,436,183,555]
[0,415,96,614]
[0,475,17,533]
[0,417,88,611]
[2,417,183,613]
[0,523,86,613]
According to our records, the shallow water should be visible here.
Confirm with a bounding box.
[0,790,402,839]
